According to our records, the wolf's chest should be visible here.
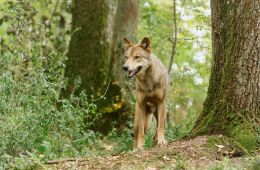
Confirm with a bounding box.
[137,80,158,92]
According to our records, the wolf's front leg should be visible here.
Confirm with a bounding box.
[155,99,167,146]
[133,102,146,149]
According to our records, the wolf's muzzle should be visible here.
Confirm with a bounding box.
[122,65,129,71]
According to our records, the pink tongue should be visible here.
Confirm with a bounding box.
[129,71,135,77]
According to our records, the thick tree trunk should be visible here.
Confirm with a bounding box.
[63,0,139,133]
[191,0,260,151]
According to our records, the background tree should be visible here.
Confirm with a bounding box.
[191,0,260,150]
[63,0,139,132]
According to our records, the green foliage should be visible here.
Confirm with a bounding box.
[231,124,257,152]
[0,0,71,54]
[165,118,195,141]
[0,49,102,169]
[209,158,239,170]
[0,1,103,169]
[209,157,260,170]
[107,126,134,154]
[173,155,189,170]
[251,159,260,170]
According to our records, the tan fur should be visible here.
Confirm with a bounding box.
[123,37,169,149]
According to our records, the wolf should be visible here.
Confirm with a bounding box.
[123,37,169,149]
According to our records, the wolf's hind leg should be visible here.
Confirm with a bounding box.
[153,109,158,143]
[133,103,146,149]
[154,100,167,146]
[144,113,153,134]
[145,104,155,133]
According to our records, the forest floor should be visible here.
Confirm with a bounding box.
[46,135,259,170]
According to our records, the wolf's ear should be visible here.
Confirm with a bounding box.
[140,37,151,52]
[123,37,134,49]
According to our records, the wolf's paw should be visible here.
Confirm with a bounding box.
[156,138,167,147]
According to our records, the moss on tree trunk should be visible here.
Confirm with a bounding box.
[63,0,139,133]
[191,0,260,151]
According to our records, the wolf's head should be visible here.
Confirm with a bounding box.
[122,37,152,78]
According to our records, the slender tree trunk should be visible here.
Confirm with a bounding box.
[191,0,260,151]
[63,0,139,133]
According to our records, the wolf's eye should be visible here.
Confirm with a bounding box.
[125,56,128,59]
[134,55,141,59]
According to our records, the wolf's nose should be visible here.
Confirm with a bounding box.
[122,65,129,71]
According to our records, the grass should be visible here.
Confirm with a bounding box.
[209,157,260,170]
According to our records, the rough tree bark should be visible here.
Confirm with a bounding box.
[191,0,260,150]
[63,0,139,133]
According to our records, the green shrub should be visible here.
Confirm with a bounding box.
[0,50,103,169]
[0,2,106,169]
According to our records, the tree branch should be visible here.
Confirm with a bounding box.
[168,0,178,74]
[49,0,60,25]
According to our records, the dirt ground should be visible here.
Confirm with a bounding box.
[46,135,259,170]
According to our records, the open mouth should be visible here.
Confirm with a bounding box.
[127,66,142,78]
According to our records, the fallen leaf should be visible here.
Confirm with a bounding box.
[162,155,170,161]
[215,144,225,151]
[200,156,206,160]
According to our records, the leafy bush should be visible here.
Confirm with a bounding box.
[0,1,103,169]
[107,126,134,154]
[0,49,103,169]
